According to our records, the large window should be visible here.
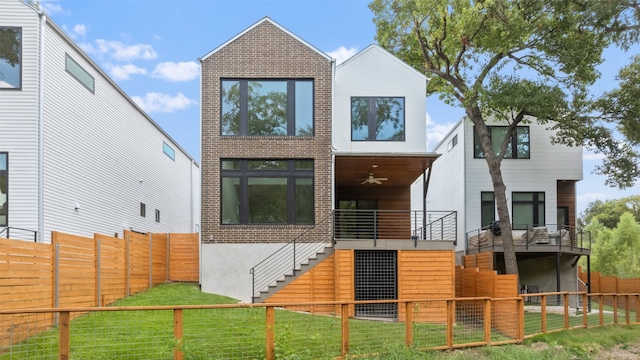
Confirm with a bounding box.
[474,126,529,159]
[65,54,95,93]
[0,152,7,226]
[480,192,495,228]
[351,97,405,141]
[512,192,545,230]
[221,159,314,225]
[0,27,21,89]
[221,79,313,136]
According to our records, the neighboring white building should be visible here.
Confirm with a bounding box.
[0,0,200,243]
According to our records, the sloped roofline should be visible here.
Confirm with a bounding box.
[336,43,427,81]
[432,117,464,151]
[200,17,333,62]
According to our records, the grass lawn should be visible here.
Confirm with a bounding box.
[2,283,639,359]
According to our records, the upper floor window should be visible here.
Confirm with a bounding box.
[473,126,529,159]
[0,152,8,226]
[512,192,545,230]
[221,79,314,136]
[163,141,175,161]
[447,134,458,152]
[351,97,405,141]
[0,27,22,89]
[221,159,314,225]
[480,191,495,228]
[65,54,95,93]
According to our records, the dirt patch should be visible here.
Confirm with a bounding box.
[595,343,640,359]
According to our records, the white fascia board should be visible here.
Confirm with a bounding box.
[337,44,427,81]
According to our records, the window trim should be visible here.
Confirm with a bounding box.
[65,53,95,93]
[0,152,8,227]
[0,27,22,90]
[351,96,406,141]
[512,192,545,230]
[220,79,315,137]
[220,159,314,225]
[163,141,175,161]
[473,126,530,159]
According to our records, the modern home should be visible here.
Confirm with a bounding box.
[0,0,200,243]
[424,117,591,299]
[200,18,457,315]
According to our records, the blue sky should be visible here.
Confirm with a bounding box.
[41,0,638,214]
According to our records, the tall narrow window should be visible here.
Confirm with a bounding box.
[351,97,405,141]
[0,27,22,89]
[473,126,529,159]
[512,192,545,230]
[140,203,146,217]
[221,159,314,225]
[0,152,7,226]
[163,142,175,160]
[65,54,94,93]
[155,209,160,223]
[220,79,314,136]
[480,192,495,228]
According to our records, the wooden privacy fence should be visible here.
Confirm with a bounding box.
[0,230,198,311]
[579,267,640,311]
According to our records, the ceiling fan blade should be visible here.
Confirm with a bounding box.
[361,179,369,184]
[376,178,388,181]
[373,180,382,184]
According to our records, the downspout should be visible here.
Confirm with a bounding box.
[330,59,336,213]
[38,12,46,243]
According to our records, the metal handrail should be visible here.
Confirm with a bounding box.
[0,227,38,242]
[466,223,591,251]
[250,214,333,301]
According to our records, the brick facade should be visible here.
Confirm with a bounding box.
[200,20,333,244]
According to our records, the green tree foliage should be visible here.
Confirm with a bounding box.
[580,195,640,228]
[369,0,636,276]
[590,212,640,278]
[589,221,618,276]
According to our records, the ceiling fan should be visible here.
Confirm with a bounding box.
[361,173,388,185]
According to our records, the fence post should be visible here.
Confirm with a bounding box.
[564,293,569,329]
[54,243,59,311]
[613,295,618,325]
[518,297,525,342]
[625,295,631,325]
[166,233,171,282]
[59,311,70,360]
[541,295,547,333]
[174,309,183,360]
[405,302,413,347]
[484,298,491,344]
[447,300,454,349]
[583,293,588,328]
[266,306,275,360]
[125,234,130,297]
[149,233,153,289]
[96,238,101,307]
[599,295,604,326]
[341,303,350,358]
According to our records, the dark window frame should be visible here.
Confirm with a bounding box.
[0,152,8,226]
[0,27,22,90]
[447,134,458,152]
[512,192,545,230]
[351,96,406,141]
[480,191,495,228]
[155,209,160,223]
[140,203,146,218]
[473,126,530,159]
[220,159,314,225]
[65,53,95,93]
[220,79,315,137]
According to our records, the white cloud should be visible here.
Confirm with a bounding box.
[39,0,64,14]
[72,24,86,37]
[426,113,456,151]
[326,46,358,65]
[132,92,197,113]
[106,63,147,80]
[152,61,200,82]
[82,39,157,61]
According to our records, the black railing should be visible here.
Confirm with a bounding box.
[333,210,457,245]
[466,224,591,252]
[250,214,333,301]
[0,227,38,242]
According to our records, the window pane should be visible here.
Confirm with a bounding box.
[374,97,404,140]
[65,54,94,92]
[163,142,175,160]
[0,153,7,226]
[247,81,287,136]
[0,27,21,89]
[248,178,287,224]
[295,160,313,170]
[481,192,494,201]
[516,127,530,158]
[513,203,533,230]
[537,204,545,226]
[295,178,313,224]
[221,81,240,135]
[473,129,484,158]
[295,81,313,136]
[221,160,240,170]
[481,204,495,228]
[512,193,533,201]
[351,98,369,140]
[491,127,511,158]
[221,177,240,224]
[247,160,287,170]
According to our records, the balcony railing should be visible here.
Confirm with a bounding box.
[333,210,457,245]
[0,227,38,242]
[466,224,591,252]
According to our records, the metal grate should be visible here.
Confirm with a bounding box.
[354,250,397,319]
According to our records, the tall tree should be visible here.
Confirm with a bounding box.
[580,195,640,228]
[369,0,634,276]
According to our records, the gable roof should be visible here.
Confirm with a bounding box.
[200,17,332,62]
[336,44,427,81]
